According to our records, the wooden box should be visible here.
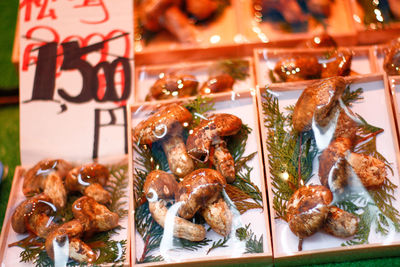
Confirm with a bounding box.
[128,91,273,266]
[254,46,378,88]
[256,74,400,266]
[236,0,357,47]
[350,0,400,45]
[0,158,131,266]
[134,56,255,103]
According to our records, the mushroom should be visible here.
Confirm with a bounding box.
[139,0,181,32]
[322,206,359,238]
[198,74,235,95]
[286,185,333,238]
[146,74,198,101]
[65,163,111,204]
[292,76,346,132]
[176,168,232,236]
[298,33,337,49]
[186,113,242,183]
[274,56,321,82]
[45,219,96,263]
[72,196,119,235]
[259,0,308,24]
[143,170,206,241]
[186,0,217,21]
[133,103,194,178]
[319,137,387,190]
[160,6,197,43]
[383,39,400,76]
[200,196,232,237]
[23,159,72,209]
[321,49,352,78]
[306,0,331,17]
[11,193,55,234]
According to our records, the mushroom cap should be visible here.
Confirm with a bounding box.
[274,56,321,82]
[72,196,119,233]
[186,113,242,162]
[65,163,109,192]
[198,74,234,95]
[23,159,73,196]
[11,193,55,234]
[133,103,192,145]
[176,168,226,219]
[286,185,333,238]
[143,170,178,201]
[147,74,198,100]
[292,76,346,132]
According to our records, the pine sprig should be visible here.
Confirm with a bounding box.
[235,224,263,254]
[262,91,318,220]
[107,163,129,218]
[210,59,250,81]
[184,95,215,128]
[206,236,229,254]
[342,86,363,106]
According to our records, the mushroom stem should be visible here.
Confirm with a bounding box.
[212,141,236,183]
[201,197,232,237]
[43,173,67,209]
[161,134,194,177]
[149,200,206,241]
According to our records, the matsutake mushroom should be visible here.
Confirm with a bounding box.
[176,168,232,236]
[45,219,96,264]
[274,56,321,82]
[143,170,206,241]
[146,74,199,101]
[133,103,194,177]
[72,196,119,236]
[65,163,111,204]
[23,159,72,209]
[198,74,235,95]
[292,76,346,132]
[321,49,353,78]
[322,206,359,238]
[186,113,242,183]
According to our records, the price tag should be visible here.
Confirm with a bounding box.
[18,0,134,165]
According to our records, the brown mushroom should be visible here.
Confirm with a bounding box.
[186,0,217,20]
[23,159,71,209]
[321,49,353,78]
[306,0,331,16]
[323,206,359,238]
[200,196,232,236]
[176,168,232,236]
[146,74,198,101]
[186,113,242,182]
[45,219,96,263]
[65,163,111,204]
[348,153,387,188]
[298,33,337,49]
[286,185,333,238]
[259,0,308,24]
[144,170,206,241]
[133,103,194,177]
[139,0,181,32]
[160,6,197,43]
[198,74,235,95]
[383,39,400,76]
[11,193,54,234]
[274,56,321,82]
[292,76,346,132]
[72,196,119,235]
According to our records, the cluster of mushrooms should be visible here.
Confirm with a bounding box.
[139,0,222,43]
[11,160,119,263]
[286,76,387,246]
[254,0,332,25]
[146,72,235,101]
[134,103,243,240]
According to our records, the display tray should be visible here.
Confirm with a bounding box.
[350,0,400,45]
[0,157,130,266]
[134,57,255,103]
[256,75,400,266]
[254,47,377,88]
[134,1,240,55]
[388,76,400,140]
[237,0,356,46]
[128,91,272,266]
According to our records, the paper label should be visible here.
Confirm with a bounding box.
[18,0,134,165]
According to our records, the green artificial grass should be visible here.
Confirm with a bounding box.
[0,0,19,90]
[0,105,20,230]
